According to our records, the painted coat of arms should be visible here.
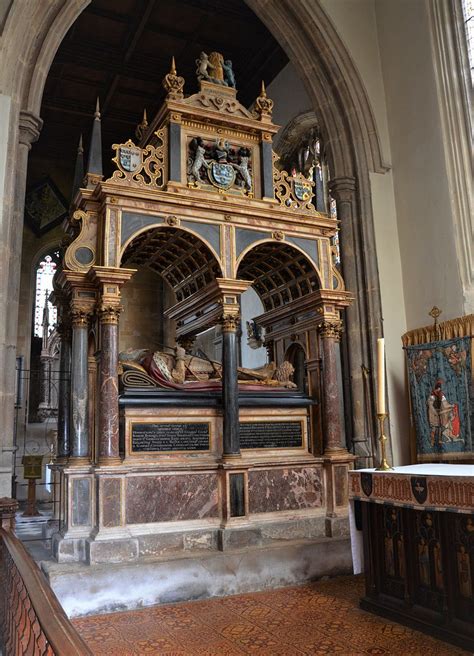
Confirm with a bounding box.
[406,336,473,461]
[187,137,252,193]
[119,145,142,172]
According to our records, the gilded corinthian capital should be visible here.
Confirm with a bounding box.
[318,320,343,341]
[98,304,122,325]
[220,314,240,333]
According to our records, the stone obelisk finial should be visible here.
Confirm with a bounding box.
[84,97,103,188]
[135,108,149,141]
[71,134,84,204]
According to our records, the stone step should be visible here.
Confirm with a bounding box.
[42,535,352,618]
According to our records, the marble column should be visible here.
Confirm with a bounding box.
[69,310,90,461]
[97,305,121,464]
[221,315,240,457]
[319,320,346,453]
[57,319,72,459]
[329,176,378,465]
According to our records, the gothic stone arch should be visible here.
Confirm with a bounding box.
[0,0,385,493]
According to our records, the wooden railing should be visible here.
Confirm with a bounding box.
[0,498,92,656]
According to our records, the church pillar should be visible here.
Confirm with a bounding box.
[69,309,91,462]
[329,176,375,466]
[221,313,240,457]
[318,320,346,454]
[97,304,121,464]
[57,316,72,459]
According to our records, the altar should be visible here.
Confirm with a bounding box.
[349,464,474,651]
[48,52,355,573]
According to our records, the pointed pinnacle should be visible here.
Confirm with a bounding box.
[78,133,83,154]
[170,56,177,75]
[94,97,101,120]
[260,80,267,97]
[143,108,148,125]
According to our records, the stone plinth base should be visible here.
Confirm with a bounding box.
[43,536,353,618]
[50,515,340,564]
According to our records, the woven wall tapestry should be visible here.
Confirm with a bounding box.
[406,336,473,462]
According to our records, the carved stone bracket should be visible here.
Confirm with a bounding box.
[318,320,343,341]
[18,111,43,149]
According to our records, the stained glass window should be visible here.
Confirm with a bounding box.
[34,252,59,337]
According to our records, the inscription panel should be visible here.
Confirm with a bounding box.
[131,422,210,452]
[240,421,303,449]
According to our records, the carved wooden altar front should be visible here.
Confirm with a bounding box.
[51,56,354,564]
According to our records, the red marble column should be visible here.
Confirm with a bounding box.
[319,320,346,453]
[98,305,121,465]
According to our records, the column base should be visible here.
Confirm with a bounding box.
[68,456,91,467]
[97,456,123,467]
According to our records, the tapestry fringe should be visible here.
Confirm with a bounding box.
[401,314,474,347]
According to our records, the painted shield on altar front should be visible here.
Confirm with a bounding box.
[293,179,312,202]
[119,145,142,173]
[411,477,428,505]
[209,161,236,189]
[361,473,373,497]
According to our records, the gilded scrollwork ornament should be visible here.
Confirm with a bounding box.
[107,133,166,188]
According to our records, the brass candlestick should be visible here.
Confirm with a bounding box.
[376,413,393,471]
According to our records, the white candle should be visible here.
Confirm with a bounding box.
[377,337,386,415]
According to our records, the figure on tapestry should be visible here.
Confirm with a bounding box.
[427,378,461,446]
[406,336,473,460]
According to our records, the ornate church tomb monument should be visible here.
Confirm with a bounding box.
[47,55,354,606]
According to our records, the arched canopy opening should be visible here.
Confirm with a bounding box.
[237,241,321,313]
[121,226,222,303]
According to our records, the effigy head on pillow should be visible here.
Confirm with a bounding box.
[118,346,297,391]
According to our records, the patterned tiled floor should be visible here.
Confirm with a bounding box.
[73,576,468,655]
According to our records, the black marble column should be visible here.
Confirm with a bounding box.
[57,320,72,459]
[70,311,90,460]
[222,315,240,457]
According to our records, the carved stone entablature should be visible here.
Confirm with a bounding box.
[317,320,343,341]
[187,136,253,195]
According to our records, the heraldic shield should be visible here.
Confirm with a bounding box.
[361,472,373,497]
[411,476,428,505]
[119,145,142,173]
[208,161,236,189]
